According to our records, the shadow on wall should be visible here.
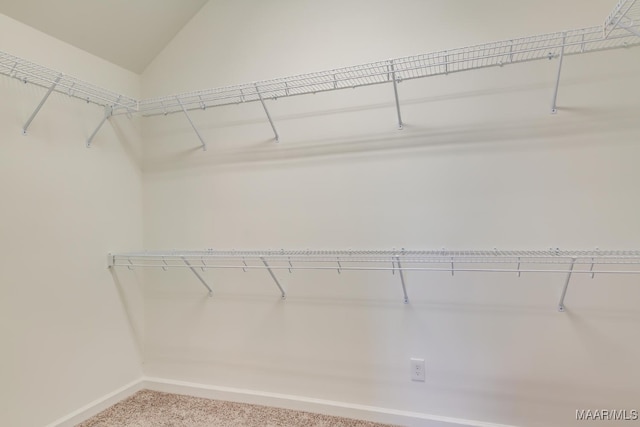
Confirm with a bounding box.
[110,116,143,171]
[142,104,640,173]
[110,268,144,363]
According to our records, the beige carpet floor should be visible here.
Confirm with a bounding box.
[78,389,401,427]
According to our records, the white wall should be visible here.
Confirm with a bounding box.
[0,15,145,427]
[3,1,636,426]
[139,1,640,426]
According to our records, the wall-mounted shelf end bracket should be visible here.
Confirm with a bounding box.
[22,73,63,135]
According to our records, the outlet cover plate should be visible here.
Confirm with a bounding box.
[410,358,425,381]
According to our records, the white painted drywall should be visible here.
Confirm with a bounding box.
[0,15,145,427]
[139,1,640,426]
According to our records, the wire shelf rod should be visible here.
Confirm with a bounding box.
[112,255,640,264]
[111,251,640,257]
[110,249,640,262]
[109,264,640,275]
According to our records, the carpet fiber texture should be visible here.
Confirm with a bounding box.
[78,389,401,427]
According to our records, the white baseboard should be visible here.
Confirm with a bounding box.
[143,376,518,427]
[42,376,518,427]
[44,378,144,427]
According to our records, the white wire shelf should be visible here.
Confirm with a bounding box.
[108,249,640,310]
[137,25,640,117]
[605,0,640,38]
[110,249,640,267]
[1,0,638,145]
[0,50,138,112]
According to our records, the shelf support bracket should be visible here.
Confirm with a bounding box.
[182,257,213,296]
[550,33,566,114]
[557,258,576,312]
[261,257,286,299]
[86,105,113,148]
[23,73,63,135]
[177,97,207,151]
[255,84,279,143]
[395,256,409,304]
[389,60,404,130]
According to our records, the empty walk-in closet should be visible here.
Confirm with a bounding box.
[1,1,639,426]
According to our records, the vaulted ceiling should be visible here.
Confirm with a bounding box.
[0,0,208,73]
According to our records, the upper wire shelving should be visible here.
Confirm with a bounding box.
[136,26,637,116]
[0,50,139,146]
[108,249,640,311]
[0,50,138,112]
[1,0,639,148]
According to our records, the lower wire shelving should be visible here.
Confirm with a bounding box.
[108,249,640,311]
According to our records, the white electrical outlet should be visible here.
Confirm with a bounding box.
[410,358,425,381]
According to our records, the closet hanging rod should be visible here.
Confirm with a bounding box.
[108,264,640,275]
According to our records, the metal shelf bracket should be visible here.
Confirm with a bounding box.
[255,84,280,143]
[87,104,114,148]
[394,255,409,304]
[557,257,576,312]
[22,73,63,135]
[261,256,287,299]
[551,33,567,114]
[389,60,404,130]
[177,97,207,151]
[182,257,213,296]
